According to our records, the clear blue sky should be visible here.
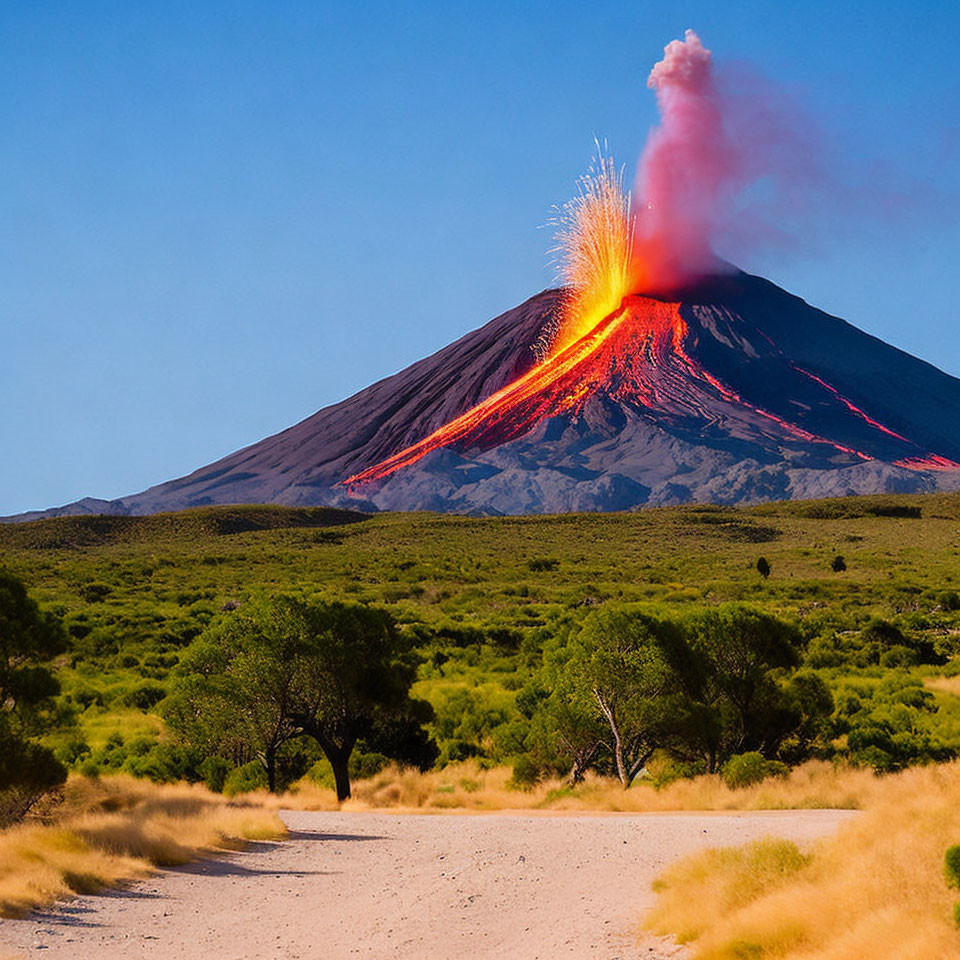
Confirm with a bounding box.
[2,1,958,515]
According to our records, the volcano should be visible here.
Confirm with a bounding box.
[13,269,960,520]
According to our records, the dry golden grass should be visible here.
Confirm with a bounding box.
[645,761,960,959]
[273,760,882,814]
[0,775,285,918]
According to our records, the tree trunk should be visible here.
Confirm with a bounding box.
[330,749,351,802]
[594,690,628,788]
[264,749,277,793]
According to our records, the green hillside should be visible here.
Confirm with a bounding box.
[3,494,960,787]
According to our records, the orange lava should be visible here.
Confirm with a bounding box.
[894,454,960,472]
[341,296,909,488]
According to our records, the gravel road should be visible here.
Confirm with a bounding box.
[0,809,854,960]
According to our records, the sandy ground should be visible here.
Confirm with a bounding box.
[0,808,854,960]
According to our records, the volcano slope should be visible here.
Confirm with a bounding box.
[15,270,960,519]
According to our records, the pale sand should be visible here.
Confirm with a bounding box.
[0,808,854,960]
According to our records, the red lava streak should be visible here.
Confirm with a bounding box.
[342,296,958,489]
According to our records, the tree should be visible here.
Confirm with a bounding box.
[0,572,69,824]
[285,600,424,801]
[169,598,428,800]
[563,606,687,788]
[679,605,802,769]
[167,605,305,792]
[756,557,771,579]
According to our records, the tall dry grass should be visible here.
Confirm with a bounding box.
[644,761,960,959]
[0,775,285,918]
[274,760,882,813]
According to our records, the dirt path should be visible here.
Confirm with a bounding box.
[0,809,853,960]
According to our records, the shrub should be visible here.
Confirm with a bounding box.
[831,555,847,572]
[756,557,771,579]
[880,645,920,668]
[79,582,113,603]
[54,734,91,767]
[509,755,541,789]
[223,762,268,796]
[306,750,390,790]
[946,845,960,888]
[117,682,167,710]
[528,558,559,572]
[721,752,789,789]
[939,591,960,612]
[199,756,232,793]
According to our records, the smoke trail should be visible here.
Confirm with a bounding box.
[632,30,818,291]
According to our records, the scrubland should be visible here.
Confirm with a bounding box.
[645,761,960,958]
[0,775,284,918]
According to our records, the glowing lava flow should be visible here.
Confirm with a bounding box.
[341,296,907,489]
[343,301,636,486]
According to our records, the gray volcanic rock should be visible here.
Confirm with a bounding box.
[9,271,960,520]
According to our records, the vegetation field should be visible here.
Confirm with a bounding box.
[2,494,960,793]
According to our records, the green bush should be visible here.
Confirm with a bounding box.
[721,752,788,789]
[117,681,167,710]
[199,756,232,793]
[306,750,390,790]
[53,733,91,767]
[946,846,960,888]
[509,755,541,789]
[939,591,960,612]
[223,761,268,796]
[79,582,113,603]
[880,645,919,668]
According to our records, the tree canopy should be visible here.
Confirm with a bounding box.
[0,571,69,823]
[168,597,430,799]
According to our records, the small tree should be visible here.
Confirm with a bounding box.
[681,605,802,768]
[170,598,426,800]
[565,606,686,788]
[0,572,69,823]
[756,557,771,579]
[831,555,847,573]
[286,600,424,800]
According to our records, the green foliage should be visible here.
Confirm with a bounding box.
[939,591,960,612]
[117,681,167,710]
[4,496,960,790]
[509,755,541,789]
[167,597,426,799]
[946,845,960,889]
[0,571,69,822]
[223,761,268,796]
[721,751,789,788]
[306,750,390,790]
[198,755,231,793]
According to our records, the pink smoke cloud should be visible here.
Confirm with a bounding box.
[633,30,821,291]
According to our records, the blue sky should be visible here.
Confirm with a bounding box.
[1,1,958,515]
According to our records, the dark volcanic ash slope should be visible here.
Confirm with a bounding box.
[11,271,960,520]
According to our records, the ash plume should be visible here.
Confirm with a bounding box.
[632,30,817,291]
